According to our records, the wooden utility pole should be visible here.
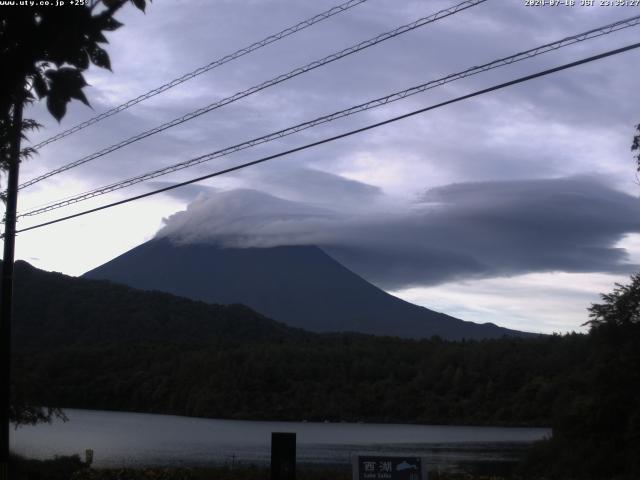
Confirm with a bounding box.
[0,98,23,480]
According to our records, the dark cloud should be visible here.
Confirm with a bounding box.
[157,174,640,290]
[20,0,640,204]
[336,175,640,288]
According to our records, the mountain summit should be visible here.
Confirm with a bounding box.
[84,238,530,340]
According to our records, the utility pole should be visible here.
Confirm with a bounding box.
[0,98,23,480]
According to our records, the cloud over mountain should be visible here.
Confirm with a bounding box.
[157,173,640,290]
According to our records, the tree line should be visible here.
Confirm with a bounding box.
[9,260,640,478]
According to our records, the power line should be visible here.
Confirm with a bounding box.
[18,0,487,190]
[11,42,640,237]
[32,0,369,150]
[18,13,640,218]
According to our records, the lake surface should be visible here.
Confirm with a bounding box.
[11,409,550,469]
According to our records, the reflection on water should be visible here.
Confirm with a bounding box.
[11,409,550,468]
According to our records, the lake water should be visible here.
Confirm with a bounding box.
[11,409,550,469]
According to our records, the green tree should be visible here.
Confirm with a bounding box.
[587,273,640,327]
[1,0,151,129]
[1,1,150,475]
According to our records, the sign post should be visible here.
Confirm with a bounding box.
[271,432,296,480]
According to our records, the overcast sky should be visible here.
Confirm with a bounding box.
[6,0,640,334]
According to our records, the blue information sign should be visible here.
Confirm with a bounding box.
[353,455,427,480]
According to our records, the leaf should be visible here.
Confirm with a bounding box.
[20,147,38,160]
[22,119,42,132]
[70,88,90,107]
[131,0,146,12]
[92,30,109,44]
[56,67,88,90]
[46,95,67,122]
[44,69,58,81]
[74,49,90,70]
[105,17,123,31]
[45,67,91,119]
[89,45,111,70]
[58,68,90,106]
[32,73,48,99]
[95,11,123,32]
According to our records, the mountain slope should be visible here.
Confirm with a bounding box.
[84,238,530,340]
[11,260,303,351]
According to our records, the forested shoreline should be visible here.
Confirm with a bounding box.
[12,259,572,426]
[9,261,640,478]
[15,334,580,426]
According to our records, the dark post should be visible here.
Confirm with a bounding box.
[271,432,296,480]
[1,99,23,480]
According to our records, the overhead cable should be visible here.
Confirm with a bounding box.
[18,14,640,218]
[18,0,487,190]
[32,0,370,150]
[11,41,640,236]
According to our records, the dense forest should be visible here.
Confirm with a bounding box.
[523,285,640,479]
[12,260,577,426]
[9,261,640,478]
[15,334,584,426]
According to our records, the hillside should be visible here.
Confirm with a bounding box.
[84,238,532,340]
[11,260,303,351]
[10,258,640,478]
[10,259,574,426]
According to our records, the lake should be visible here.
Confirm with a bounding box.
[11,409,550,469]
